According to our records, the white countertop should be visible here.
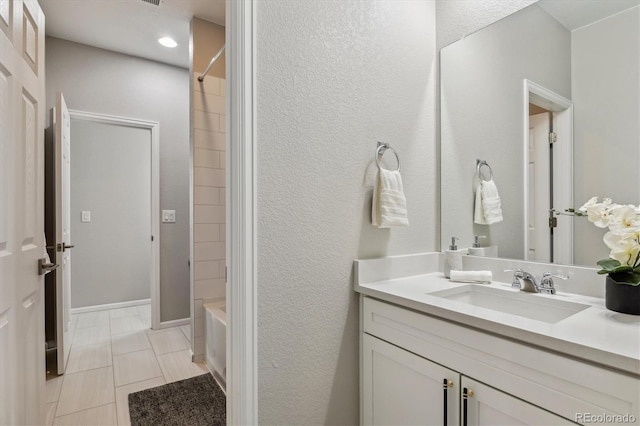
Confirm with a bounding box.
[354,254,640,377]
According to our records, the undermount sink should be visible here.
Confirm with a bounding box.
[430,285,589,324]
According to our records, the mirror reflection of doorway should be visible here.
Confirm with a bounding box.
[524,80,574,265]
[528,108,552,262]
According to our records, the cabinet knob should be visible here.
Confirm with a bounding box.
[447,379,454,388]
[467,389,474,397]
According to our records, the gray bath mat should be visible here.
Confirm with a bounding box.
[128,374,226,426]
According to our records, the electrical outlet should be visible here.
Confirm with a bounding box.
[81,211,91,222]
[162,210,176,223]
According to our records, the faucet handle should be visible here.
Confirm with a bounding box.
[504,268,524,289]
[543,272,569,280]
[539,272,569,294]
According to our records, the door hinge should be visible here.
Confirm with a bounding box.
[549,216,558,228]
[151,235,154,242]
[549,132,557,144]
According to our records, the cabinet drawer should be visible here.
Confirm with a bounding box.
[362,296,639,425]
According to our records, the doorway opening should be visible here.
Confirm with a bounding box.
[44,109,161,375]
[523,79,574,264]
[69,110,160,329]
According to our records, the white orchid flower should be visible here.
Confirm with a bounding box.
[586,203,617,228]
[584,198,640,284]
[608,205,640,231]
[578,196,599,213]
[603,229,640,249]
[608,235,640,267]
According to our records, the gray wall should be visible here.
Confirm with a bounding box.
[45,37,190,321]
[70,120,151,307]
[572,6,640,266]
[256,1,437,424]
[440,4,571,258]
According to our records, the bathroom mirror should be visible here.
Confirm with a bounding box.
[440,0,639,267]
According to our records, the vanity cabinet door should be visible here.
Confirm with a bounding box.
[362,334,460,425]
[460,377,574,426]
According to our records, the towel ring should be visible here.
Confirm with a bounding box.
[376,142,400,172]
[476,159,493,181]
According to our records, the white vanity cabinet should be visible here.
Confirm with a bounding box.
[362,334,460,425]
[360,296,640,426]
[363,334,570,425]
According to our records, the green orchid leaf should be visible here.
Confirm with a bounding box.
[599,265,633,275]
[597,258,621,271]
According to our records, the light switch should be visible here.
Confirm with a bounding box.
[162,210,176,223]
[81,211,91,222]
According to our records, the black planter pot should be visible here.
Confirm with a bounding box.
[605,276,640,315]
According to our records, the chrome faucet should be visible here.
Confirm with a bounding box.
[504,269,568,295]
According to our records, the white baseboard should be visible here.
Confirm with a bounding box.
[191,349,204,363]
[71,299,151,315]
[160,318,190,329]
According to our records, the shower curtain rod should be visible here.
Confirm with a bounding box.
[198,45,226,82]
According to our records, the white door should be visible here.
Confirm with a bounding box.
[551,109,574,265]
[461,377,573,425]
[528,112,551,262]
[0,0,46,425]
[54,92,72,373]
[362,334,460,425]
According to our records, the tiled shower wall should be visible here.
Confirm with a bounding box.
[191,74,226,360]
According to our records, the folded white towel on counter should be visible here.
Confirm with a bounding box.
[449,270,493,283]
[474,179,503,225]
[372,168,409,228]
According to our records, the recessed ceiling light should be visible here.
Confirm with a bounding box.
[158,37,177,48]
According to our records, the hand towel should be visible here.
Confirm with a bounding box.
[481,179,503,224]
[474,179,503,225]
[372,168,409,228]
[474,181,487,224]
[450,270,492,283]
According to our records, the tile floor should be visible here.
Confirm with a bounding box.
[45,305,209,426]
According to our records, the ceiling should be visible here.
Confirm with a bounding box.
[39,0,639,69]
[538,0,640,30]
[39,0,225,69]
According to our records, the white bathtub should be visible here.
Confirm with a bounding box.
[204,301,226,386]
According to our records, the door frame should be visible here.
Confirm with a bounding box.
[67,109,161,330]
[227,0,258,424]
[522,79,574,264]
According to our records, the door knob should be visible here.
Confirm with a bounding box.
[38,258,59,275]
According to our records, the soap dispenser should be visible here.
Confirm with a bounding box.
[467,235,498,257]
[444,237,463,279]
[468,235,487,256]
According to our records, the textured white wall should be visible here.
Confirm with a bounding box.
[45,37,190,321]
[572,7,640,266]
[436,0,537,49]
[256,1,437,424]
[440,4,571,259]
